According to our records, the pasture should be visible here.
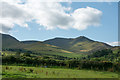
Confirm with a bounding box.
[2,65,118,78]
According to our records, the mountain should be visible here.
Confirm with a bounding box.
[1,33,112,56]
[1,33,22,49]
[21,40,39,44]
[1,33,79,57]
[44,36,112,54]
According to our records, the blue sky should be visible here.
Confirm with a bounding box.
[7,2,118,44]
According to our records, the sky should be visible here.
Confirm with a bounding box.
[0,0,119,46]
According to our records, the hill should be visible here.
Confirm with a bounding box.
[44,36,112,54]
[1,33,81,58]
[87,46,120,62]
[21,40,39,44]
[1,33,22,49]
[1,33,113,57]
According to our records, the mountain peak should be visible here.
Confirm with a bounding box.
[76,36,87,39]
[75,36,94,42]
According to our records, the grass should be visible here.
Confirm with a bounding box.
[2,50,84,58]
[2,65,118,78]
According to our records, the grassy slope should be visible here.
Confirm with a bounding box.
[2,33,83,58]
[44,37,112,54]
[88,46,120,62]
[69,41,111,54]
[21,42,84,58]
[2,65,118,78]
[2,33,111,58]
[2,34,21,49]
[2,45,84,58]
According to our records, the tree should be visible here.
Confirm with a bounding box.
[23,53,31,57]
[16,51,21,58]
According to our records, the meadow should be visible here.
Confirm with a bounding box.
[2,65,118,78]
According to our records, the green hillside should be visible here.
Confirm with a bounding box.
[44,36,112,54]
[1,33,82,58]
[20,42,82,57]
[1,33,113,58]
[86,46,120,62]
[1,33,22,48]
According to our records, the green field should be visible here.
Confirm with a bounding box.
[2,65,118,78]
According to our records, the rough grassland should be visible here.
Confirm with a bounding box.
[2,65,118,78]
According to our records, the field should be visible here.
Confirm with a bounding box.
[2,65,118,78]
[2,50,85,58]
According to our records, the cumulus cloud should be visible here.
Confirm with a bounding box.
[72,7,102,30]
[107,42,120,46]
[0,1,32,33]
[0,0,102,33]
[0,18,14,33]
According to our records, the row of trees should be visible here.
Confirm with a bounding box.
[88,49,113,58]
[87,49,120,62]
[2,48,120,72]
[2,55,120,72]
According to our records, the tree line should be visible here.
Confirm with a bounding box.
[2,48,120,72]
[2,55,120,72]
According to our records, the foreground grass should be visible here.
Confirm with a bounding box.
[2,65,118,78]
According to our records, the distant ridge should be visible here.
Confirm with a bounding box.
[1,33,112,54]
[44,36,112,54]
[1,33,22,48]
[21,40,39,44]
[1,33,77,57]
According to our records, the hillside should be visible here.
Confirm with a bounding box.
[44,36,112,54]
[21,40,39,44]
[1,33,22,49]
[87,46,120,62]
[20,42,79,57]
[1,33,112,57]
[1,33,81,58]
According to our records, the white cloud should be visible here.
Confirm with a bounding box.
[0,0,102,33]
[0,1,32,33]
[107,42,120,46]
[72,7,102,30]
[0,18,14,33]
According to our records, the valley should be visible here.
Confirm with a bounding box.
[1,33,120,79]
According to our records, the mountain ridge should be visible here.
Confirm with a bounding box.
[1,33,112,55]
[1,33,80,57]
[44,36,112,54]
